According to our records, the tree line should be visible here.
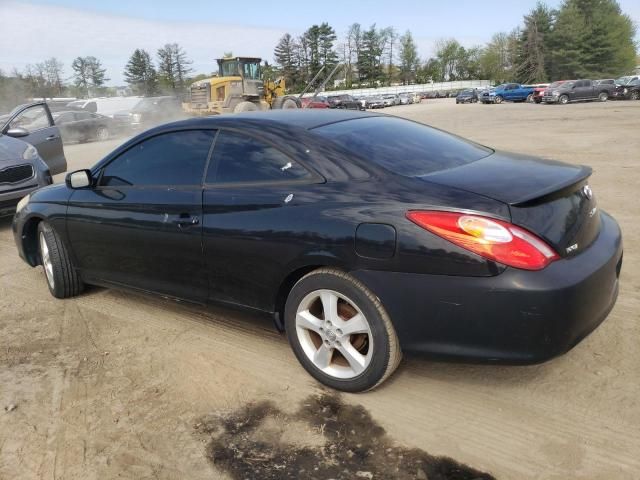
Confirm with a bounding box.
[274,0,637,91]
[0,43,195,111]
[0,0,637,111]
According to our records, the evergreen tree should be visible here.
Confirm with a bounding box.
[71,57,90,97]
[157,43,192,92]
[358,25,385,86]
[87,57,108,88]
[274,33,301,91]
[124,49,157,96]
[515,2,554,83]
[550,0,636,79]
[398,30,419,84]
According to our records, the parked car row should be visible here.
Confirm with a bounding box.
[302,92,424,110]
[471,75,640,106]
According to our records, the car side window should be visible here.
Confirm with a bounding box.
[207,130,311,184]
[9,105,51,131]
[100,130,216,187]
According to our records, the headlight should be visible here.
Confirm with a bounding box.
[623,88,628,94]
[23,144,38,160]
[16,194,30,213]
[552,91,560,96]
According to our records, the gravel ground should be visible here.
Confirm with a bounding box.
[1,98,638,479]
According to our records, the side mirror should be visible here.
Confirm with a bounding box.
[66,169,92,189]
[6,127,29,138]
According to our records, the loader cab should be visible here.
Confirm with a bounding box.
[217,57,262,99]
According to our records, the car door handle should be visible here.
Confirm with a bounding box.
[46,135,59,141]
[175,215,199,229]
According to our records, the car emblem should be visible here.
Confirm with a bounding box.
[284,194,294,204]
[566,243,579,254]
[582,185,593,200]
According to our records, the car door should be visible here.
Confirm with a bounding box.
[72,111,96,140]
[2,103,66,175]
[202,129,323,311]
[65,128,216,302]
[572,80,588,100]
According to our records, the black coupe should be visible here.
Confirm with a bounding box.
[13,110,622,392]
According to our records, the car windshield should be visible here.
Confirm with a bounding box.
[615,76,632,85]
[563,81,575,88]
[460,90,473,94]
[66,100,85,107]
[313,116,492,177]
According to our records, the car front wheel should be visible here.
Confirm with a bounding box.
[38,222,84,299]
[285,268,401,392]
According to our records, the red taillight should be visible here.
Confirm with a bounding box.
[406,211,559,271]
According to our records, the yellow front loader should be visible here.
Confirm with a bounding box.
[183,56,300,115]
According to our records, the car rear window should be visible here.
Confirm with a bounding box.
[312,116,492,176]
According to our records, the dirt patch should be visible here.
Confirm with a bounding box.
[195,393,495,480]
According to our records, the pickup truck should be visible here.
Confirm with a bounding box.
[480,83,535,104]
[542,79,614,104]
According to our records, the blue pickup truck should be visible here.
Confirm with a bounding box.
[481,83,535,104]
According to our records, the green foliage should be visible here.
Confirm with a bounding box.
[157,43,193,93]
[549,0,636,79]
[399,30,419,84]
[124,49,158,96]
[515,2,554,83]
[72,56,108,98]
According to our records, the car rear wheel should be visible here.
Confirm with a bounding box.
[96,126,110,141]
[631,90,640,100]
[38,222,84,299]
[526,94,533,103]
[598,92,608,102]
[559,95,569,104]
[285,268,401,392]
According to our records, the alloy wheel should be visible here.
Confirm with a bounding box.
[39,232,54,289]
[295,289,373,379]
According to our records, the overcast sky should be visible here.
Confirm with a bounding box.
[1,0,638,85]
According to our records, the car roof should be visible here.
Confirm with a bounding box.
[159,109,377,131]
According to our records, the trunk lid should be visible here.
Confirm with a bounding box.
[420,152,600,257]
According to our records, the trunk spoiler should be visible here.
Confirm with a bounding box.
[509,165,592,207]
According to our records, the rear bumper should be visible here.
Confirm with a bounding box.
[352,212,622,364]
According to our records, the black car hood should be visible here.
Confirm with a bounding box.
[419,151,591,206]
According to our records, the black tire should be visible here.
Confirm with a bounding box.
[285,268,402,392]
[559,94,569,105]
[96,126,110,141]
[233,101,259,113]
[37,222,84,299]
[598,91,608,102]
[272,96,301,110]
[630,90,640,101]
[494,95,503,104]
[534,98,542,104]
[526,93,534,103]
